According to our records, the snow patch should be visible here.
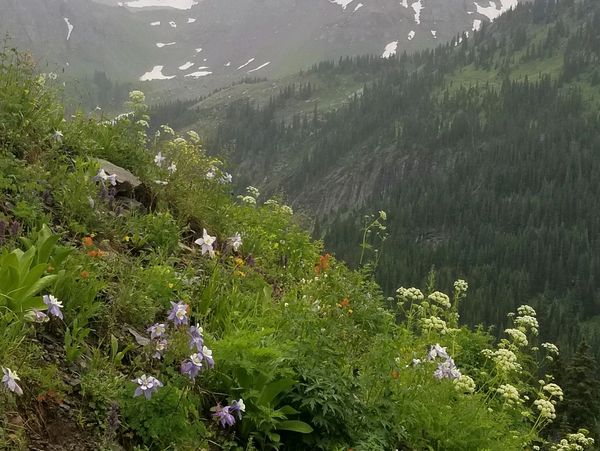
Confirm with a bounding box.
[224,61,231,67]
[382,41,398,58]
[401,0,408,8]
[354,3,364,11]
[330,0,354,10]
[169,21,177,28]
[156,42,176,47]
[237,58,255,70]
[195,48,203,53]
[140,65,176,81]
[431,30,437,38]
[187,18,196,23]
[124,0,198,9]
[408,30,415,40]
[179,61,194,70]
[411,0,423,24]
[64,18,74,41]
[473,0,518,21]
[150,21,161,26]
[185,70,212,78]
[248,62,271,73]
[472,19,482,31]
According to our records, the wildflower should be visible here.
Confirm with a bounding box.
[428,291,451,309]
[154,152,166,167]
[543,383,564,401]
[153,339,168,359]
[136,119,149,128]
[188,324,204,351]
[133,374,163,400]
[379,210,387,220]
[339,298,350,308]
[213,404,236,428]
[220,172,232,184]
[534,398,556,420]
[83,236,94,247]
[239,195,256,205]
[94,169,117,186]
[202,345,215,368]
[542,342,559,355]
[43,294,63,319]
[484,348,522,373]
[517,305,537,317]
[228,233,242,252]
[454,374,476,394]
[147,323,166,339]
[48,72,58,80]
[160,125,175,135]
[129,90,146,104]
[2,368,23,396]
[80,270,90,279]
[167,301,189,326]
[315,254,331,274]
[504,328,528,347]
[230,399,245,420]
[421,316,448,334]
[194,229,216,258]
[168,162,177,174]
[205,168,216,180]
[247,186,260,198]
[514,314,539,335]
[426,343,449,361]
[187,130,200,143]
[180,353,203,379]
[25,309,49,323]
[433,357,461,381]
[412,358,422,366]
[281,205,293,215]
[52,130,64,143]
[396,287,425,303]
[497,384,520,405]
[454,279,468,292]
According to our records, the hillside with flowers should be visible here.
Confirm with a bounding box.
[1,46,599,450]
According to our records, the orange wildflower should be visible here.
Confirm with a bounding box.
[83,236,94,247]
[315,253,331,274]
[87,250,98,258]
[80,271,90,279]
[391,370,400,379]
[340,298,350,308]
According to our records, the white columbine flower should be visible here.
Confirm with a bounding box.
[194,229,216,258]
[168,162,177,174]
[228,233,242,252]
[154,152,166,167]
[52,130,63,143]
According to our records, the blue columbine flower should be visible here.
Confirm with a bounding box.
[213,404,236,428]
[2,368,23,396]
[167,301,189,326]
[43,294,63,319]
[133,374,163,400]
[202,345,214,368]
[188,324,204,351]
[229,399,245,420]
[433,357,461,381]
[147,323,166,339]
[180,353,203,379]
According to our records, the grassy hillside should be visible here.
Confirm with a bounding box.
[174,0,600,362]
[1,45,599,449]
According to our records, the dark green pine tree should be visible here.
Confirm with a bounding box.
[561,341,600,437]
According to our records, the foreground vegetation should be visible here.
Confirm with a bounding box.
[0,47,598,450]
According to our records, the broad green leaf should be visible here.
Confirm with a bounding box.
[276,420,313,434]
[259,378,295,406]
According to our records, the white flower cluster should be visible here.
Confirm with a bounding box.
[543,383,564,401]
[517,305,537,317]
[504,328,529,347]
[542,342,560,355]
[454,279,468,293]
[514,314,539,336]
[239,196,256,205]
[129,90,146,104]
[534,398,556,420]
[428,291,451,309]
[396,287,425,303]
[482,348,522,373]
[187,130,201,144]
[552,431,595,451]
[454,374,476,394]
[421,316,447,334]
[497,384,520,405]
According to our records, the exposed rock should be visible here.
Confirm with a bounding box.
[95,158,142,189]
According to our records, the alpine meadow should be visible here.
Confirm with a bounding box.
[1,0,600,450]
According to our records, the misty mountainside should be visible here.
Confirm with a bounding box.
[162,0,600,359]
[0,0,521,106]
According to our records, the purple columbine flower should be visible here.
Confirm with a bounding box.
[167,301,189,326]
[153,339,168,359]
[147,323,166,339]
[2,368,23,396]
[133,374,163,400]
[426,343,449,361]
[180,353,203,379]
[213,404,236,428]
[188,324,204,351]
[433,357,461,381]
[202,345,214,368]
[229,399,246,420]
[43,294,63,319]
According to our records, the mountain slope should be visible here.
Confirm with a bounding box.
[180,0,600,357]
[0,0,523,104]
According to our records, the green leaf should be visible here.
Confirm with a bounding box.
[259,378,295,406]
[276,405,299,416]
[276,420,313,434]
